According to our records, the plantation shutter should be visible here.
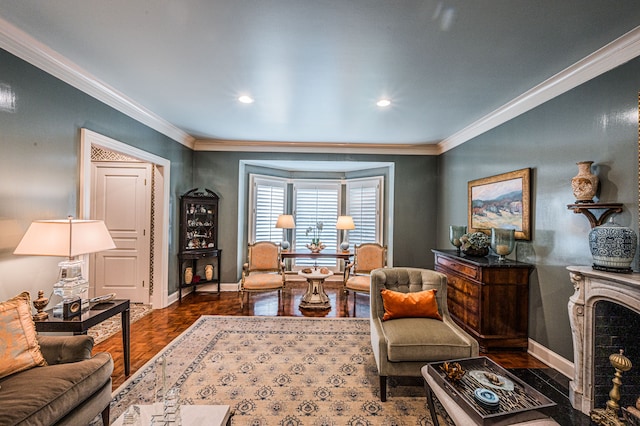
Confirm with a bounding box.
[250,176,286,243]
[346,177,382,246]
[293,182,340,266]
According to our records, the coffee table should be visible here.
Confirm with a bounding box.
[112,403,231,426]
[422,357,558,426]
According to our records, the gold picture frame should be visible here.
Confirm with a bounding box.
[468,168,531,240]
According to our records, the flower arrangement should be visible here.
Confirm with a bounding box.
[305,221,324,245]
[460,232,490,250]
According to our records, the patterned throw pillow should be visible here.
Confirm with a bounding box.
[0,292,47,379]
[380,288,443,321]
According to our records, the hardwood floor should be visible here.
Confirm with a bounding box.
[94,279,550,391]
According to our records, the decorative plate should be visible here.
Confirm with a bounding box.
[474,388,500,408]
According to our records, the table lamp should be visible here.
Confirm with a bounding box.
[275,214,296,251]
[336,216,356,252]
[14,216,116,318]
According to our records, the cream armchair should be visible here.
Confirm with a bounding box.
[343,243,386,315]
[370,267,479,401]
[240,241,285,309]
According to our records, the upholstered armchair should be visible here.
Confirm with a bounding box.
[370,267,479,401]
[343,243,386,315]
[240,241,286,309]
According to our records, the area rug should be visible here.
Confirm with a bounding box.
[110,316,453,425]
[88,303,152,344]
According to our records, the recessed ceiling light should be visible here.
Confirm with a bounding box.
[238,95,254,104]
[376,99,391,107]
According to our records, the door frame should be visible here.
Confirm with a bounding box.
[79,128,170,309]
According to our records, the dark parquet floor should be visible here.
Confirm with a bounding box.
[93,279,593,425]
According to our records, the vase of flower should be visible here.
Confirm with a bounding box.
[460,232,490,257]
[305,221,326,252]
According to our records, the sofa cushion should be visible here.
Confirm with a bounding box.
[0,352,113,425]
[381,288,442,321]
[381,317,473,362]
[0,292,46,379]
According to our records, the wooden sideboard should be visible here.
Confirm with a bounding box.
[432,249,534,352]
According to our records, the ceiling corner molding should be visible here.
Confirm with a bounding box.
[0,16,195,149]
[194,139,440,155]
[437,25,640,155]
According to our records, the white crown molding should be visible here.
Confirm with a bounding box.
[0,16,195,149]
[438,25,640,154]
[194,139,439,155]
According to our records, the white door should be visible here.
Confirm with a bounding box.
[91,162,151,303]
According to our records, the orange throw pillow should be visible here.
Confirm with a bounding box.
[0,292,47,379]
[381,288,442,321]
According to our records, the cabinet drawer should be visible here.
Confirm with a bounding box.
[436,255,479,280]
[448,298,479,330]
[447,275,479,299]
[447,283,479,314]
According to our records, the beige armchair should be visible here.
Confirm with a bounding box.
[370,267,479,401]
[240,241,285,309]
[343,243,386,315]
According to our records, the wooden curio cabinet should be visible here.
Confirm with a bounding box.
[432,249,534,352]
[178,188,221,300]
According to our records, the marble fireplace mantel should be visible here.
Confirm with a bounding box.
[567,265,640,415]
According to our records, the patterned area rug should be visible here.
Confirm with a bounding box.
[110,316,453,425]
[88,303,152,344]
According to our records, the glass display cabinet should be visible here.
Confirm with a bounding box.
[178,188,221,300]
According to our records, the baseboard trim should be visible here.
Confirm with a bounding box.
[528,338,574,379]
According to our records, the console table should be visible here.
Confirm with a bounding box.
[281,250,352,270]
[35,299,131,375]
[432,249,534,352]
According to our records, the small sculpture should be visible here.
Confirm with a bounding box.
[484,372,505,387]
[440,361,466,382]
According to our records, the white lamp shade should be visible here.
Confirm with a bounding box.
[336,216,355,230]
[14,219,116,258]
[275,214,296,229]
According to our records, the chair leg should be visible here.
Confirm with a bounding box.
[101,404,110,425]
[353,292,357,316]
[379,375,387,402]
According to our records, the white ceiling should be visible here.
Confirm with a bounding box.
[0,1,639,153]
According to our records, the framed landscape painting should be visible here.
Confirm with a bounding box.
[468,168,531,240]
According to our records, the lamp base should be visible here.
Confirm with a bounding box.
[340,241,350,252]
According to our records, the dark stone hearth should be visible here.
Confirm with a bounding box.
[594,301,640,410]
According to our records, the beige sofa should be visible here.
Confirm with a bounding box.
[0,335,113,426]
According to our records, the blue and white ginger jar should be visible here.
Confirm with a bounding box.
[588,217,637,272]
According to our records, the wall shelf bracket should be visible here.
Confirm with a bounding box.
[567,203,623,228]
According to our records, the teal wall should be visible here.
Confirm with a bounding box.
[0,48,193,300]
[437,57,640,360]
[193,151,438,281]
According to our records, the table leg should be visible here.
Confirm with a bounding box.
[122,307,131,375]
[424,378,440,426]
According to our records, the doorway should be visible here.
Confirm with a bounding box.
[80,128,170,309]
[92,162,151,303]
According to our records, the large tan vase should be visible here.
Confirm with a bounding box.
[205,264,214,281]
[184,267,193,284]
[571,161,598,203]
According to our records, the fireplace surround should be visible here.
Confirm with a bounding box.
[567,266,640,415]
